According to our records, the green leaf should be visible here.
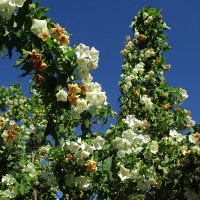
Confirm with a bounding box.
[65,47,76,58]
[36,7,50,19]
[13,49,29,67]
[3,26,9,36]
[29,1,40,10]
[84,119,90,128]
[20,182,27,195]
[148,8,161,16]
[104,156,113,181]
[0,44,5,58]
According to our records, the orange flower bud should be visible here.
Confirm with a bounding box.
[79,85,88,95]
[183,124,190,130]
[51,24,65,37]
[85,160,98,172]
[32,74,44,85]
[162,103,171,110]
[29,49,42,62]
[134,91,139,97]
[164,64,171,71]
[139,34,147,42]
[68,95,78,105]
[57,34,69,46]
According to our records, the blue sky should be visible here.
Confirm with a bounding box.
[1,0,200,126]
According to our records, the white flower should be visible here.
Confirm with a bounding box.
[169,130,183,142]
[125,41,134,50]
[89,47,99,61]
[76,43,90,58]
[189,133,199,145]
[118,166,130,181]
[150,141,159,154]
[179,88,188,102]
[87,82,102,92]
[82,73,93,84]
[140,95,153,110]
[67,141,80,153]
[144,48,155,58]
[88,59,98,71]
[143,12,148,18]
[29,169,37,177]
[56,89,68,102]
[122,129,136,143]
[134,29,140,38]
[9,0,26,7]
[122,115,144,130]
[137,179,150,191]
[117,149,132,158]
[0,0,15,20]
[31,19,48,35]
[130,169,139,179]
[92,136,105,150]
[191,145,200,154]
[113,137,131,151]
[162,22,171,29]
[86,90,107,107]
[132,147,143,154]
[78,68,90,79]
[26,162,34,171]
[77,57,90,69]
[75,99,88,114]
[2,174,16,185]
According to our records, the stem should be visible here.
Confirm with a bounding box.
[32,151,37,200]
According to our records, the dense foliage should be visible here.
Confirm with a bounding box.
[0,1,199,199]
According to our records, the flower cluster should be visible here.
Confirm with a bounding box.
[56,44,107,118]
[65,136,105,165]
[76,43,99,83]
[112,128,150,158]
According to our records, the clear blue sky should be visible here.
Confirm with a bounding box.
[1,0,200,125]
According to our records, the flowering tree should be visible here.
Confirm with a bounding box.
[0,1,200,199]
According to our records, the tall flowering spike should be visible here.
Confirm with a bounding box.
[108,6,200,200]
